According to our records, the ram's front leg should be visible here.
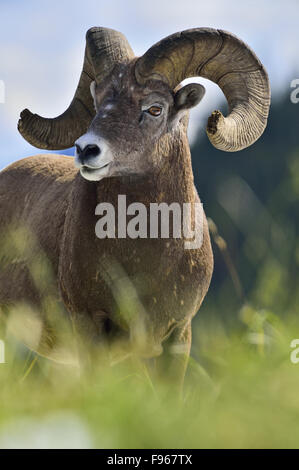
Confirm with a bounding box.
[155,321,191,396]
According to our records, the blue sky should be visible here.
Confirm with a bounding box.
[0,0,298,168]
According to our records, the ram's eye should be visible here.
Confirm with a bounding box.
[147,106,162,117]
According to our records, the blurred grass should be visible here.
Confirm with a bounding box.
[1,303,299,449]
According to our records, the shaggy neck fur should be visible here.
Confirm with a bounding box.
[58,127,201,341]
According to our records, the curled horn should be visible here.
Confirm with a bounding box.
[18,27,135,150]
[135,28,270,152]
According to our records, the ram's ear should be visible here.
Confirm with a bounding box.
[174,83,205,111]
[90,81,97,111]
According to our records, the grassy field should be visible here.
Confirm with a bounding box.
[0,304,299,449]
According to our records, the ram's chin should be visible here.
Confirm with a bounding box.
[79,165,110,182]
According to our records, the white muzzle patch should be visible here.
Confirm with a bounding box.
[74,133,113,182]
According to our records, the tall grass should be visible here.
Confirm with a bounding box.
[0,226,299,449]
[0,305,299,448]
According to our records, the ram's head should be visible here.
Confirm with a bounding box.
[18,27,270,182]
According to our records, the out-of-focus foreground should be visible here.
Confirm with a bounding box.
[0,307,299,448]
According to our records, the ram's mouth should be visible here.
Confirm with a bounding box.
[81,162,110,173]
[79,162,111,182]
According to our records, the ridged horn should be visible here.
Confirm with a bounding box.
[135,28,270,152]
[18,27,135,150]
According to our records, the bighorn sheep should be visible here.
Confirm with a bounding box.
[0,27,270,385]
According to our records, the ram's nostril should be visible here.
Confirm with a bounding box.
[76,143,101,164]
[75,144,82,154]
[82,144,100,159]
